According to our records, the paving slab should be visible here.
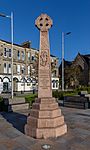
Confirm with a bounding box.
[2,128,23,139]
[0,107,90,150]
[14,135,36,148]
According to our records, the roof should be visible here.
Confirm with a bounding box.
[0,39,58,58]
[59,60,72,69]
[0,39,23,48]
[64,60,72,66]
[81,54,90,65]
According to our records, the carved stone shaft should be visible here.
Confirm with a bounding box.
[35,14,53,98]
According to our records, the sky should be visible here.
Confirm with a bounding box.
[0,0,90,64]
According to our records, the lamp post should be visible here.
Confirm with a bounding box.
[0,12,14,99]
[62,32,71,91]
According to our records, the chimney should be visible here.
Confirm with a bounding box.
[21,41,31,48]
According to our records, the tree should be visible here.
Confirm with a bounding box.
[65,65,83,88]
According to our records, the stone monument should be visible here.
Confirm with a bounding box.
[25,14,67,139]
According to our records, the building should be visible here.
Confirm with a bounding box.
[59,53,90,89]
[0,39,59,93]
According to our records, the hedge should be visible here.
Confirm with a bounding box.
[25,93,37,108]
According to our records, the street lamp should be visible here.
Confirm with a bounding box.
[62,32,71,91]
[0,12,14,99]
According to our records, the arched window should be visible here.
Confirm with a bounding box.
[13,77,19,82]
[56,80,58,88]
[3,77,10,92]
[52,80,55,88]
[0,77,3,82]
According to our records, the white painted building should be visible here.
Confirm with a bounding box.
[0,39,59,93]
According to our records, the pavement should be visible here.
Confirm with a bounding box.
[0,107,90,150]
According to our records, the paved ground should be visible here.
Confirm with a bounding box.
[0,107,90,150]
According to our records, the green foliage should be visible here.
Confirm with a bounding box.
[52,90,59,98]
[58,92,64,100]
[52,90,77,100]
[75,86,90,94]
[53,87,90,100]
[25,94,37,108]
[0,96,3,102]
[64,91,77,96]
[52,90,64,100]
[0,96,4,111]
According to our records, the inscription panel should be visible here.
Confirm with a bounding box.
[39,69,51,89]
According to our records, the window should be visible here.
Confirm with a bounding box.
[17,50,20,60]
[4,63,6,68]
[32,56,34,61]
[4,48,7,57]
[22,51,25,61]
[28,52,30,60]
[9,49,11,57]
[9,64,11,68]
[3,82,8,92]
[56,80,58,88]
[4,63,7,73]
[17,65,20,74]
[4,63,11,74]
[51,58,54,63]
[21,65,25,74]
[8,64,11,73]
[28,66,30,75]
[13,65,17,74]
[52,80,55,88]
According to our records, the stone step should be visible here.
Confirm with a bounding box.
[9,97,25,105]
[11,103,29,111]
[35,97,56,103]
[25,123,67,139]
[32,102,59,110]
[30,108,61,118]
[27,115,64,128]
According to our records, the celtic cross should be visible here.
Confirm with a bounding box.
[35,14,53,98]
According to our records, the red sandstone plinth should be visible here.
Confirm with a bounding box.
[25,97,67,139]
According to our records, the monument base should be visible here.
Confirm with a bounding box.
[25,97,67,139]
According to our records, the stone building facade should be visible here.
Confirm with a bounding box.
[0,39,59,93]
[59,53,90,88]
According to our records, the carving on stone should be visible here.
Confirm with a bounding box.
[35,14,53,31]
[40,50,48,66]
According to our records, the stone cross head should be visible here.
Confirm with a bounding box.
[35,14,53,31]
